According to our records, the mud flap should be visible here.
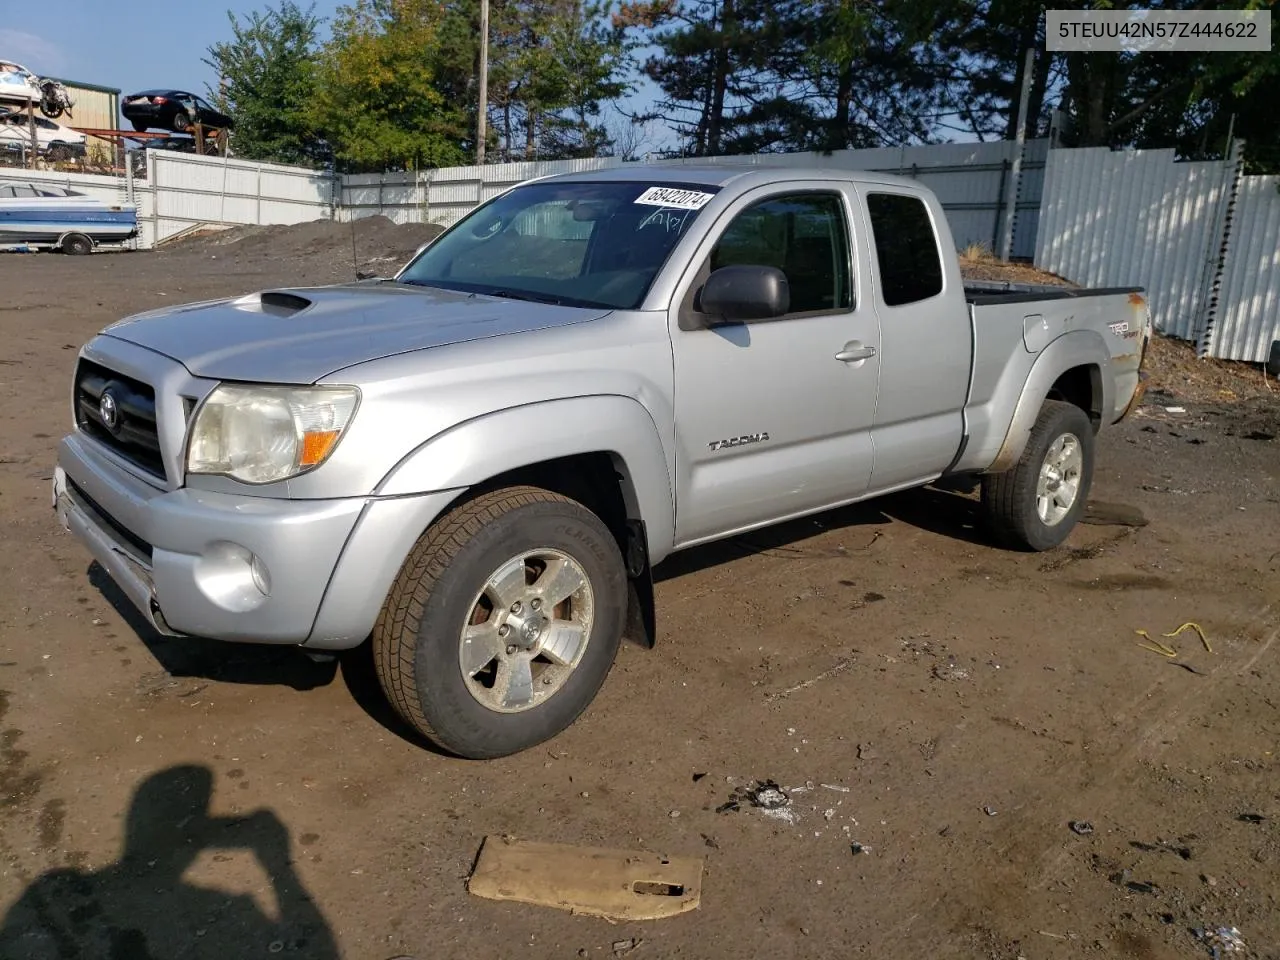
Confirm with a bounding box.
[622,519,655,649]
[623,568,655,650]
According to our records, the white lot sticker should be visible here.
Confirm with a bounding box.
[634,186,715,209]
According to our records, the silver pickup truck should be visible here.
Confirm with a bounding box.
[53,166,1150,758]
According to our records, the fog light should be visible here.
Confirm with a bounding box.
[193,541,271,612]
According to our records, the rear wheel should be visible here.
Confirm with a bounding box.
[172,111,191,132]
[61,233,92,256]
[981,400,1094,551]
[372,486,628,759]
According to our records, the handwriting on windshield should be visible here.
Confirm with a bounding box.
[638,208,692,233]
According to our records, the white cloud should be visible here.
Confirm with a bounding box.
[0,29,68,76]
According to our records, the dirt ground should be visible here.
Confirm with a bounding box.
[0,230,1278,960]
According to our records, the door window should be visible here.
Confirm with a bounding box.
[707,193,852,315]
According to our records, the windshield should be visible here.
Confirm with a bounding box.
[397,180,721,310]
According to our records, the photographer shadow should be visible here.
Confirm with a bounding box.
[0,765,338,959]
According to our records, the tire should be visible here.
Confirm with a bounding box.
[372,486,628,759]
[981,400,1094,551]
[61,233,92,256]
[172,111,191,132]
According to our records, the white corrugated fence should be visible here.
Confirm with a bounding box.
[1035,144,1280,364]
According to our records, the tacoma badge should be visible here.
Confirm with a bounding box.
[709,432,769,452]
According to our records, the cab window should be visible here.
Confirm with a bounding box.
[707,193,851,315]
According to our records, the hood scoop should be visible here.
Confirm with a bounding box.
[232,290,313,318]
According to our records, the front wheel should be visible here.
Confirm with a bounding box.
[61,233,92,256]
[372,486,628,759]
[981,400,1095,551]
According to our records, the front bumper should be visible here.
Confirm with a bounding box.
[54,434,459,648]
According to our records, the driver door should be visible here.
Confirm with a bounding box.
[668,182,882,546]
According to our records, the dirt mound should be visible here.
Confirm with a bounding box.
[958,249,1075,287]
[170,216,445,271]
[1143,333,1276,404]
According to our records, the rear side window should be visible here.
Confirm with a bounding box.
[866,193,943,306]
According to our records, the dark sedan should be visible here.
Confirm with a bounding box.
[122,91,233,134]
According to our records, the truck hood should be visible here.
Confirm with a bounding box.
[101,282,612,384]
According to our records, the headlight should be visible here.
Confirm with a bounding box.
[187,384,359,484]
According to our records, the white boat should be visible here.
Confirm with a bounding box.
[0,182,138,253]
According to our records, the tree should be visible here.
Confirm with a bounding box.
[311,0,470,171]
[619,0,783,156]
[204,1,326,165]
[467,0,632,161]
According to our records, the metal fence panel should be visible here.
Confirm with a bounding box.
[147,152,336,243]
[1206,175,1280,363]
[1035,147,1232,342]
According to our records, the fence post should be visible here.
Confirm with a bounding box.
[992,158,1010,251]
[1197,137,1245,358]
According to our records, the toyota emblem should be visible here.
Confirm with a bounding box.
[99,390,120,432]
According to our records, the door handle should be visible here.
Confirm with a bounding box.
[835,341,877,363]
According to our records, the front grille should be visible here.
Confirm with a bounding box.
[74,359,166,480]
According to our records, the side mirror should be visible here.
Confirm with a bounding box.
[698,265,790,324]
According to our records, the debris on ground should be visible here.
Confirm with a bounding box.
[1236,813,1267,824]
[983,806,998,817]
[850,842,871,855]
[1164,621,1213,653]
[467,836,704,921]
[612,938,643,957]
[716,779,798,824]
[1196,925,1245,956]
[932,656,971,682]
[1069,820,1094,836]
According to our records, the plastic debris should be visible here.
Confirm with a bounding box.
[612,938,643,957]
[820,783,851,793]
[716,779,797,823]
[1165,406,1187,414]
[983,806,998,817]
[850,842,871,855]
[1237,813,1266,824]
[1069,820,1094,836]
[1196,926,1245,956]
[750,782,790,810]
[468,837,703,921]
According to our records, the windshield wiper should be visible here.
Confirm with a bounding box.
[483,288,567,306]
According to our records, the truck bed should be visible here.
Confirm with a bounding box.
[951,284,1149,476]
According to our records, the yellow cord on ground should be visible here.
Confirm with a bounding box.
[1135,630,1178,657]
[1162,622,1213,654]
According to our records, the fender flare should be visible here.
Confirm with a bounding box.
[988,330,1113,473]
[375,395,676,561]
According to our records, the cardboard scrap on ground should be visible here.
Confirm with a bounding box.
[467,835,704,921]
